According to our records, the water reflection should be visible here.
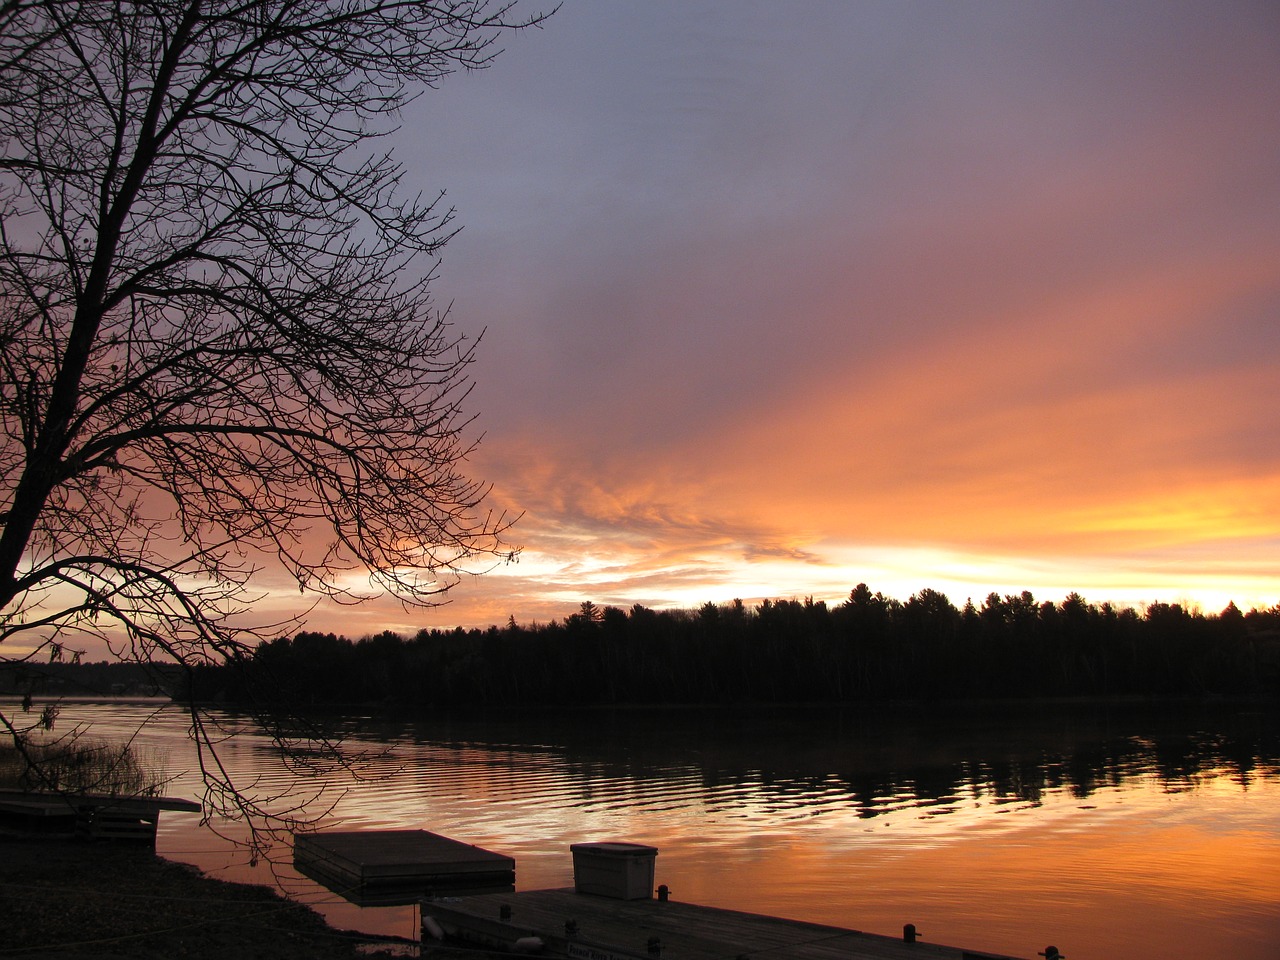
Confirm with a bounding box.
[331,703,1279,822]
[10,698,1280,960]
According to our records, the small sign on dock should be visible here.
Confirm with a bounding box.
[293,828,514,905]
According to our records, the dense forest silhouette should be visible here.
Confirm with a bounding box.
[169,586,1279,710]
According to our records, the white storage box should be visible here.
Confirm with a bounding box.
[569,842,658,899]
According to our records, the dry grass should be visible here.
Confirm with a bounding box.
[0,734,169,797]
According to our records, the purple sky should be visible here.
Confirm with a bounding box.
[276,0,1280,635]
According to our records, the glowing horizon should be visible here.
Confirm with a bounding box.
[390,1,1279,634]
[13,1,1279,656]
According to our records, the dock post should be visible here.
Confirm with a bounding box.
[658,884,670,902]
[1039,948,1064,959]
[903,923,919,943]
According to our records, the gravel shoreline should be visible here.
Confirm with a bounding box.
[0,835,414,959]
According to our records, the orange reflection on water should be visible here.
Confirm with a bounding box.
[65,699,1279,960]
[633,775,1280,960]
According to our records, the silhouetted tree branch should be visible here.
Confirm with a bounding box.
[0,0,546,849]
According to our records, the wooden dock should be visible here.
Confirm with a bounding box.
[294,829,515,905]
[422,888,1028,960]
[0,790,200,843]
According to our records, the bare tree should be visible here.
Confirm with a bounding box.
[0,0,543,837]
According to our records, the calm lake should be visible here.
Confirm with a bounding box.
[16,698,1280,960]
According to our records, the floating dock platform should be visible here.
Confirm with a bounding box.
[293,829,515,905]
[0,790,200,843]
[422,888,1029,960]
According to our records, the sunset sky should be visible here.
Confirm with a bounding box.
[299,0,1279,635]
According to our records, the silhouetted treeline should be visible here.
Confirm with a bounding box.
[181,587,1280,709]
[0,660,182,699]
